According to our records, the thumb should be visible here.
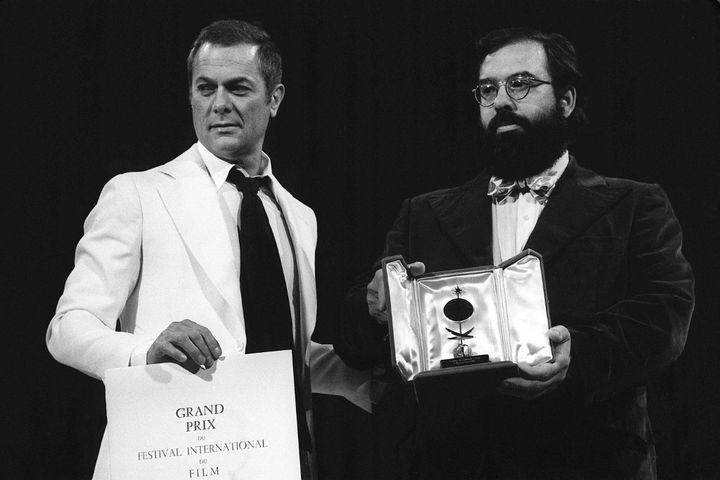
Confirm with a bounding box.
[408,261,426,276]
[548,325,570,343]
[548,325,571,357]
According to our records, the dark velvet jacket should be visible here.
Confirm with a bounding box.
[335,158,694,480]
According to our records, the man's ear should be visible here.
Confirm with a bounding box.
[558,85,576,118]
[269,84,285,118]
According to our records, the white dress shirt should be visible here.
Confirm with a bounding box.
[196,142,300,343]
[491,151,569,264]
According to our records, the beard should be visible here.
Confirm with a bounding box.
[479,104,568,181]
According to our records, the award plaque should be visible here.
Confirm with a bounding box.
[382,250,552,403]
[104,351,301,480]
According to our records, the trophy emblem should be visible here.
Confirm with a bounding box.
[440,284,490,368]
[443,285,475,358]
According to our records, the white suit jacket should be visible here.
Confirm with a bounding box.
[46,145,370,479]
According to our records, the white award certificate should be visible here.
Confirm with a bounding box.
[104,350,300,480]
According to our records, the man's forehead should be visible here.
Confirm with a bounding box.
[479,40,548,80]
[193,43,261,76]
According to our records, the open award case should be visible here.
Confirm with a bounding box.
[382,250,552,404]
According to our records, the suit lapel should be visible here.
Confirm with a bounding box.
[525,158,626,265]
[427,175,495,267]
[156,147,243,338]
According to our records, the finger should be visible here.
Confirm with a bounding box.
[158,350,202,374]
[517,361,562,382]
[366,286,377,305]
[368,302,389,324]
[372,269,387,309]
[172,335,206,367]
[189,330,221,368]
[517,353,570,386]
[202,330,223,360]
[552,339,571,362]
[187,330,219,368]
[366,287,381,311]
[408,261,426,276]
[367,269,388,321]
[548,325,571,351]
[191,338,213,368]
[376,278,386,311]
[173,320,221,366]
[545,327,571,368]
[367,269,383,291]
[147,324,190,364]
[151,342,188,365]
[188,322,222,361]
[178,318,201,329]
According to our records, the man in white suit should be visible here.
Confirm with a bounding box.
[47,19,368,479]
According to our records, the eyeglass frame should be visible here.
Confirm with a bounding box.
[472,73,552,107]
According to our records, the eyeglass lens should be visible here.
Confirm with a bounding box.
[475,75,532,106]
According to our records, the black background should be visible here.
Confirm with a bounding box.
[3,0,719,478]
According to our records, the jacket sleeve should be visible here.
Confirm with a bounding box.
[46,174,147,380]
[334,200,412,370]
[566,184,694,403]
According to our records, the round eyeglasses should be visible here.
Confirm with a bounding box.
[472,74,552,107]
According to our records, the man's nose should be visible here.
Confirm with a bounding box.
[212,88,232,114]
[493,85,516,111]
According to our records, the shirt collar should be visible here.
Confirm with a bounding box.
[490,150,570,191]
[196,141,275,191]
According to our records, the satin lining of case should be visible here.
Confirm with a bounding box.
[417,270,505,370]
[502,255,553,365]
[385,261,424,380]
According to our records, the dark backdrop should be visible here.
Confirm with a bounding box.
[3,0,719,478]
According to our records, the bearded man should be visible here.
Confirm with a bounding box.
[335,28,694,480]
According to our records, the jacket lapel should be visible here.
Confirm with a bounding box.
[156,147,244,339]
[427,175,495,267]
[525,157,626,265]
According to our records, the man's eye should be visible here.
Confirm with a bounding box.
[479,84,497,96]
[507,77,529,90]
[231,86,250,95]
[197,85,215,96]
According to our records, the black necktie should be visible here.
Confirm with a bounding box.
[227,170,293,352]
[226,169,311,452]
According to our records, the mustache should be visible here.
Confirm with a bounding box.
[487,111,530,134]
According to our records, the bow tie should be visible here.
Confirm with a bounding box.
[487,176,556,205]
